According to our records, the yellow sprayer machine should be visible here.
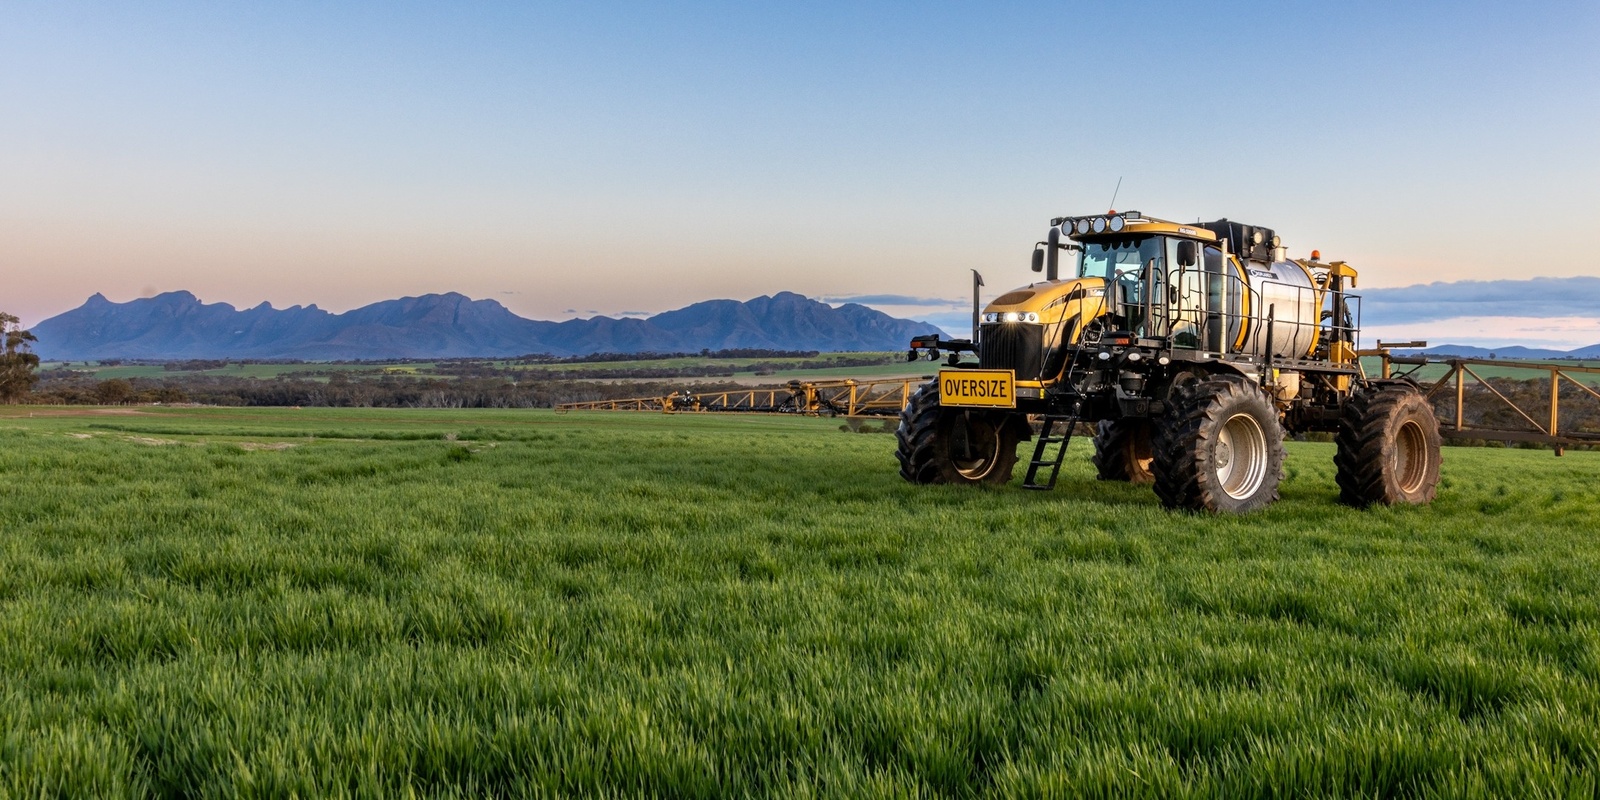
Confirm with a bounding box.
[896,211,1442,513]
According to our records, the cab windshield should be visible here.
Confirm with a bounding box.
[1077,236,1163,281]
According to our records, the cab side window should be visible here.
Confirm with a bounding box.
[1203,246,1242,353]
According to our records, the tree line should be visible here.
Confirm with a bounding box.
[27,372,757,409]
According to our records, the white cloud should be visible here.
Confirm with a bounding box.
[1360,277,1600,325]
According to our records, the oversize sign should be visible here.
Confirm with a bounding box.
[938,369,1016,409]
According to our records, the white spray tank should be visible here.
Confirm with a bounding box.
[1200,219,1324,361]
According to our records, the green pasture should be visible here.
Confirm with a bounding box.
[39,353,923,383]
[745,362,936,383]
[494,352,901,372]
[497,354,929,383]
[1,406,1597,797]
[41,362,420,380]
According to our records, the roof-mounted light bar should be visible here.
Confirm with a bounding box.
[1059,210,1142,237]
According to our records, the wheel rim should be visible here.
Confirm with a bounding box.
[1395,419,1428,493]
[1215,412,1267,500]
[952,414,1002,480]
[1125,423,1153,479]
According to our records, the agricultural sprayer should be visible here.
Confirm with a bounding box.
[897,211,1442,513]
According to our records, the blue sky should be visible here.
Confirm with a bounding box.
[3,1,1597,346]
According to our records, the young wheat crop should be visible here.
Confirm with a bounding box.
[0,407,1595,797]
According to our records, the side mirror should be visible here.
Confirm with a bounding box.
[1176,240,1198,268]
[1031,246,1044,273]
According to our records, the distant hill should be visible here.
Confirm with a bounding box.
[1394,344,1600,360]
[31,291,946,361]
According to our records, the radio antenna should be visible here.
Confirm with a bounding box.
[1107,176,1123,212]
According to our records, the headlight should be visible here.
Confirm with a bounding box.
[1024,312,1039,323]
[1091,217,1108,233]
[982,312,998,323]
[1002,312,1020,323]
[1075,219,1091,235]
[1108,214,1126,233]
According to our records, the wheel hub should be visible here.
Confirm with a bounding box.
[1215,412,1267,500]
[952,414,1002,480]
[1395,419,1428,493]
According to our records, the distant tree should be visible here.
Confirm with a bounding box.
[0,312,40,402]
[154,386,189,404]
[95,378,134,405]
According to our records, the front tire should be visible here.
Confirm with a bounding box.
[1093,419,1154,483]
[1335,383,1442,507]
[1152,375,1286,513]
[895,381,1021,485]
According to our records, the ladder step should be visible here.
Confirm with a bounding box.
[1020,413,1080,491]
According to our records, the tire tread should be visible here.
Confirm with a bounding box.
[1152,375,1285,512]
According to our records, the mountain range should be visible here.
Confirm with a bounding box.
[1394,344,1600,360]
[31,291,947,361]
[30,290,1599,363]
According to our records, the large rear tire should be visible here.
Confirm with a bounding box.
[1093,419,1154,483]
[1152,375,1285,513]
[895,380,1021,485]
[1335,384,1442,507]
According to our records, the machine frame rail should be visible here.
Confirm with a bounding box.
[558,354,1600,456]
[555,377,930,418]
[1368,351,1600,454]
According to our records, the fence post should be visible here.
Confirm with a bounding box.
[1550,367,1559,438]
[1455,364,1464,431]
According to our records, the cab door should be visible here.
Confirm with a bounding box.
[1203,246,1244,354]
[1166,239,1207,350]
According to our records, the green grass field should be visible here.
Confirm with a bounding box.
[40,362,432,380]
[500,354,934,384]
[2,406,1597,797]
[39,353,928,383]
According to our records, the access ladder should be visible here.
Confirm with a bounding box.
[1021,414,1077,490]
